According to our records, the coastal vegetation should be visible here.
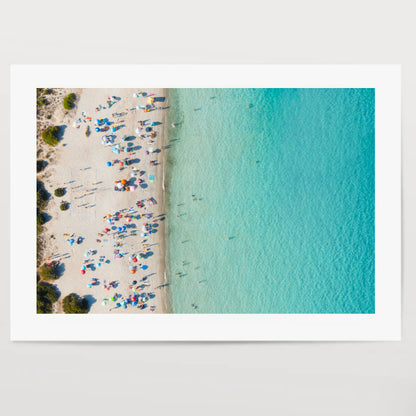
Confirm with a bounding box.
[54,187,65,197]
[62,293,89,314]
[37,282,60,313]
[37,180,49,234]
[42,126,60,146]
[36,88,50,107]
[36,160,47,173]
[37,97,48,107]
[63,93,76,110]
[60,201,69,211]
[39,262,59,281]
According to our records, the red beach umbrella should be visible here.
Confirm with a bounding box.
[81,270,86,275]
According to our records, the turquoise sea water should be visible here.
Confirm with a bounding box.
[165,88,375,314]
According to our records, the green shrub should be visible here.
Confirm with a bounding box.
[37,181,49,211]
[54,187,65,197]
[37,159,47,173]
[60,202,69,211]
[37,212,46,226]
[46,114,52,119]
[37,98,48,106]
[37,282,60,313]
[39,263,59,281]
[42,126,60,146]
[62,293,89,314]
[63,93,76,110]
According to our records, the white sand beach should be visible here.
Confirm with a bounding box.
[37,88,169,313]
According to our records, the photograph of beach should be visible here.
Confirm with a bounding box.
[36,87,375,314]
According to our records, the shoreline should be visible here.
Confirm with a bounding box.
[37,88,169,313]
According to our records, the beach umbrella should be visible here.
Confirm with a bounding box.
[121,179,127,185]
[104,228,109,233]
[106,161,111,167]
[119,161,123,166]
[107,214,112,218]
[132,257,138,263]
[122,226,127,231]
[95,127,100,132]
[87,284,92,288]
[81,265,86,270]
[117,227,122,232]
[96,263,100,268]
[127,218,131,222]
[102,300,107,306]
[81,269,86,275]
[141,264,148,270]
[130,269,136,274]
[112,127,116,132]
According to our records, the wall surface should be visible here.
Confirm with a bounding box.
[1,1,414,415]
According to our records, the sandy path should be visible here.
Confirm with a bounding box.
[40,88,169,313]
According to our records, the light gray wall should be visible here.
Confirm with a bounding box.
[1,1,414,415]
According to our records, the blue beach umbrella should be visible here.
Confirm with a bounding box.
[95,127,100,132]
[106,161,111,167]
[141,264,148,270]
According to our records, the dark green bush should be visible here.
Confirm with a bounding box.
[36,181,49,235]
[46,114,52,119]
[54,187,65,197]
[42,126,60,146]
[37,212,46,226]
[63,93,76,110]
[37,181,49,211]
[37,98,48,106]
[37,282,60,313]
[60,202,69,211]
[37,160,47,173]
[39,263,59,281]
[62,293,89,314]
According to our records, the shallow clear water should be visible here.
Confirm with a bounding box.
[165,88,375,314]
